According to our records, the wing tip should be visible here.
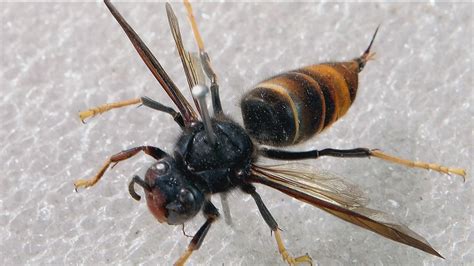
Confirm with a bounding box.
[428,248,444,259]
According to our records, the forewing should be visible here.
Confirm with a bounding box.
[318,204,442,258]
[104,0,197,124]
[253,165,369,209]
[251,165,443,258]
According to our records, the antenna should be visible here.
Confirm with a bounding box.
[192,85,217,145]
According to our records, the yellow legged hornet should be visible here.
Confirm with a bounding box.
[74,1,466,265]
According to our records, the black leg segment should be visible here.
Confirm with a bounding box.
[174,201,219,265]
[241,183,313,265]
[200,51,223,116]
[141,96,184,128]
[260,147,371,160]
[241,183,278,230]
[261,147,467,179]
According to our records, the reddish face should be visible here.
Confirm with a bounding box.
[144,158,205,225]
[145,187,168,223]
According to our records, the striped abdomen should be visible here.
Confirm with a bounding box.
[241,60,362,146]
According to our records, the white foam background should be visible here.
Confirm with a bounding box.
[1,2,472,265]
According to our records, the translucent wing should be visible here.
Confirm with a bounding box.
[251,164,443,258]
[254,165,369,209]
[166,3,206,113]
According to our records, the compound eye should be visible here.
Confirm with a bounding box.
[179,188,195,206]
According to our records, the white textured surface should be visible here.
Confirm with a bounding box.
[1,2,472,265]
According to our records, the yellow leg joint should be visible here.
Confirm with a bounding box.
[79,98,141,122]
[370,149,466,181]
[74,159,111,191]
[274,229,313,266]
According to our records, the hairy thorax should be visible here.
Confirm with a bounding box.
[174,119,255,193]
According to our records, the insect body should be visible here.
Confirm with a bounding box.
[242,32,376,146]
[131,119,254,225]
[75,1,466,265]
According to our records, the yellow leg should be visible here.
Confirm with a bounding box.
[75,146,162,191]
[74,159,112,190]
[370,150,467,181]
[174,210,217,266]
[174,248,193,266]
[274,230,313,266]
[79,98,141,122]
[183,0,205,52]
